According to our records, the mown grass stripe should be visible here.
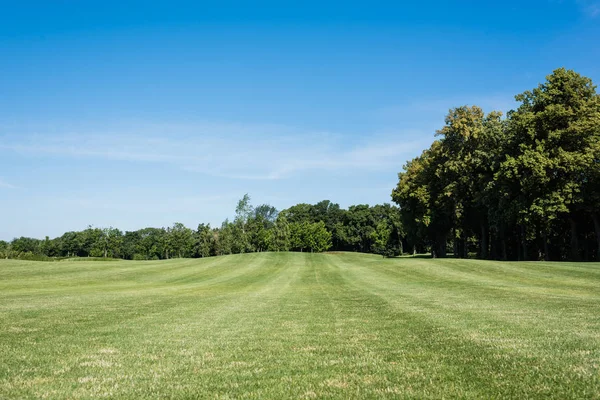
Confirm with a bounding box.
[0,253,598,399]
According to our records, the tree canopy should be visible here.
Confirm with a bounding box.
[393,68,600,261]
[2,195,403,260]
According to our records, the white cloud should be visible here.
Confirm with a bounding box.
[54,192,239,214]
[0,121,430,181]
[0,179,17,189]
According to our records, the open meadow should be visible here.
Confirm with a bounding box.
[0,252,599,399]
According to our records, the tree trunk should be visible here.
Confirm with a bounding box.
[489,229,497,260]
[592,213,600,260]
[584,236,590,262]
[543,230,550,261]
[520,225,527,261]
[452,228,458,258]
[498,224,507,261]
[480,222,488,260]
[569,217,580,261]
[436,232,447,258]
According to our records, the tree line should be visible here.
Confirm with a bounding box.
[0,195,403,260]
[2,68,597,262]
[393,68,600,261]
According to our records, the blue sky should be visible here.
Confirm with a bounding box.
[1,0,599,240]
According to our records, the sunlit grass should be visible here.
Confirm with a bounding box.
[0,253,598,398]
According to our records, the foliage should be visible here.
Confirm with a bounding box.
[7,69,597,262]
[4,196,402,260]
[393,68,600,261]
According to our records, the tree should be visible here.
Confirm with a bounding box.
[392,147,439,256]
[232,194,254,253]
[370,204,403,257]
[134,228,167,260]
[235,194,254,225]
[248,204,278,252]
[434,105,506,259]
[254,204,278,225]
[215,220,233,256]
[306,221,332,253]
[98,227,123,258]
[121,230,141,260]
[196,223,214,258]
[60,231,80,257]
[280,203,312,224]
[501,68,600,260]
[371,222,391,257]
[167,222,194,258]
[289,221,307,252]
[11,236,41,255]
[269,214,291,251]
[343,205,376,252]
[393,68,599,261]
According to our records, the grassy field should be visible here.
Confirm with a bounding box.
[0,253,599,399]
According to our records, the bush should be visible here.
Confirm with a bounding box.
[14,252,57,261]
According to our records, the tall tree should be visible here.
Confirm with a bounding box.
[167,222,194,258]
[99,227,123,258]
[268,214,290,251]
[306,221,332,253]
[196,223,214,258]
[501,68,600,260]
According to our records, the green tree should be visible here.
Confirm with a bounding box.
[196,223,214,258]
[289,221,307,252]
[98,227,123,258]
[60,231,80,257]
[10,237,41,255]
[370,221,391,257]
[215,220,234,256]
[392,147,439,255]
[0,240,8,258]
[370,204,403,257]
[268,214,290,251]
[501,68,600,260]
[167,222,194,258]
[307,221,332,253]
[280,203,312,224]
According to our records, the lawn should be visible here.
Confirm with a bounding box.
[0,252,598,399]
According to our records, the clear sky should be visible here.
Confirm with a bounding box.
[1,0,599,240]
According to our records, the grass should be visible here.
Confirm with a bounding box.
[0,252,599,399]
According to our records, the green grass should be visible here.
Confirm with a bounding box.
[0,253,599,399]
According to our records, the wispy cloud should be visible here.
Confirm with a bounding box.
[575,0,600,17]
[54,192,241,215]
[549,0,600,17]
[0,121,430,181]
[583,2,600,17]
[0,179,17,189]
